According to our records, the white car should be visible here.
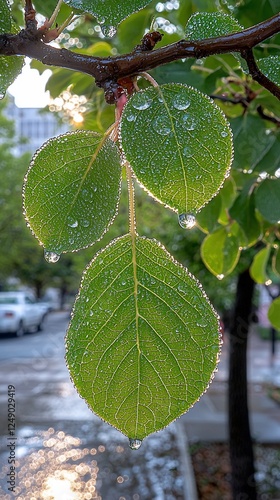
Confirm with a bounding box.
[0,291,47,337]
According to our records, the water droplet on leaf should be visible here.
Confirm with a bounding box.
[68,219,78,228]
[101,25,117,37]
[126,114,136,122]
[173,97,190,110]
[217,274,224,280]
[44,250,60,263]
[132,94,152,111]
[182,114,195,131]
[221,131,228,138]
[129,438,142,450]
[178,213,196,229]
[154,115,172,135]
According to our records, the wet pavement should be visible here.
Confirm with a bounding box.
[180,331,280,445]
[0,312,280,499]
[0,312,188,499]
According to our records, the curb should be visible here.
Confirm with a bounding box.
[175,420,198,500]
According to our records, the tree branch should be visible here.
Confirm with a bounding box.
[1,12,280,101]
[241,48,280,99]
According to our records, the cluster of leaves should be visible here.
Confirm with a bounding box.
[1,0,280,445]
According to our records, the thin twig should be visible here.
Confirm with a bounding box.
[257,105,280,126]
[240,48,280,100]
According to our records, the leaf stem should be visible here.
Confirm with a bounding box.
[138,72,159,87]
[126,162,137,237]
[48,0,64,29]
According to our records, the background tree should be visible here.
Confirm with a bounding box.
[1,1,280,498]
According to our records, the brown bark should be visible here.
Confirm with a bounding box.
[228,270,257,499]
[0,12,280,101]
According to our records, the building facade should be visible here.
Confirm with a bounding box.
[5,97,69,156]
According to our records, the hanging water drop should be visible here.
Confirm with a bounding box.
[129,438,142,450]
[44,250,60,263]
[217,274,224,280]
[101,25,117,38]
[178,213,196,229]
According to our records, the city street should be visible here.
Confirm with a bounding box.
[0,311,68,361]
[1,312,280,499]
[0,312,189,500]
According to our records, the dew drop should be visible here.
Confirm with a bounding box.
[178,213,196,229]
[154,115,171,135]
[217,274,224,281]
[129,438,142,450]
[44,250,60,263]
[68,219,78,228]
[221,131,228,138]
[81,220,90,227]
[173,97,190,110]
[101,25,117,37]
[181,113,195,131]
[126,113,136,122]
[132,94,152,111]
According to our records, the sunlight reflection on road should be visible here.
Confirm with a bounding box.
[0,423,183,499]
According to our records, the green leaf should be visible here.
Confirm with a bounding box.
[201,227,240,278]
[255,178,280,224]
[121,84,233,216]
[231,115,280,175]
[268,297,280,331]
[23,131,121,256]
[229,191,261,247]
[0,56,24,99]
[272,247,280,277]
[185,12,245,70]
[64,0,152,31]
[196,195,222,233]
[0,0,11,32]
[250,246,271,284]
[66,235,220,441]
[33,1,74,26]
[0,1,24,99]
[230,221,249,249]
[258,56,280,87]
[185,12,243,40]
[218,176,237,225]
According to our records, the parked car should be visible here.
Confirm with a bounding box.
[0,291,48,337]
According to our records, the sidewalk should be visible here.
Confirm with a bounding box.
[0,326,279,499]
[179,329,280,444]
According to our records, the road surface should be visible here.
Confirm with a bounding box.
[0,311,190,500]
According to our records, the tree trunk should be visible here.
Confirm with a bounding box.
[34,280,44,299]
[228,269,257,499]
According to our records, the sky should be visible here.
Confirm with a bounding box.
[8,59,51,108]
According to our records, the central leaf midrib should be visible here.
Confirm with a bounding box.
[131,233,141,437]
[157,86,189,213]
